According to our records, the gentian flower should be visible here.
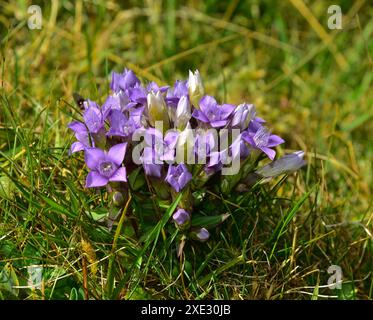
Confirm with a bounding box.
[68,121,92,153]
[175,123,195,163]
[194,129,217,164]
[192,95,235,128]
[231,103,256,130]
[173,209,191,228]
[68,68,303,242]
[174,96,191,130]
[146,81,169,94]
[110,69,140,92]
[188,70,204,108]
[147,91,170,129]
[83,102,104,134]
[208,133,245,169]
[126,84,148,106]
[140,129,178,177]
[107,109,138,138]
[242,125,284,160]
[165,164,192,192]
[102,93,129,118]
[166,80,188,107]
[85,143,127,188]
[143,128,178,163]
[256,151,306,177]
[194,228,210,242]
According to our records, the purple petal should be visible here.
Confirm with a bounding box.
[144,128,163,147]
[164,131,179,149]
[85,148,105,170]
[261,147,276,160]
[173,209,190,226]
[241,131,254,145]
[68,121,87,135]
[143,163,162,178]
[109,167,127,182]
[127,87,147,104]
[219,104,235,118]
[110,72,122,92]
[122,69,140,89]
[199,95,217,114]
[86,171,109,188]
[108,143,127,166]
[210,120,228,128]
[267,135,285,147]
[102,95,121,119]
[70,141,85,154]
[196,228,210,241]
[83,106,103,133]
[192,109,209,123]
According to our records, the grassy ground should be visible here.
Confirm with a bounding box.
[0,0,372,300]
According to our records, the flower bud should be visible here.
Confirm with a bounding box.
[255,151,306,178]
[112,191,125,207]
[175,123,195,164]
[147,91,170,129]
[172,209,191,230]
[188,70,204,109]
[191,228,210,242]
[231,103,256,130]
[175,96,191,130]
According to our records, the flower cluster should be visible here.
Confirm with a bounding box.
[68,69,305,241]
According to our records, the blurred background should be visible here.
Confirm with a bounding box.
[0,0,372,299]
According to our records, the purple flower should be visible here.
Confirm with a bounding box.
[192,96,235,128]
[68,121,92,153]
[102,93,129,118]
[146,81,169,94]
[165,164,192,192]
[231,103,256,130]
[172,209,191,227]
[129,106,145,127]
[142,128,178,163]
[208,133,245,168]
[195,228,209,242]
[256,151,306,177]
[242,126,284,160]
[110,69,140,92]
[83,103,104,134]
[127,85,148,105]
[84,143,127,188]
[193,129,218,163]
[106,109,138,138]
[140,129,178,178]
[166,80,188,107]
[143,162,163,178]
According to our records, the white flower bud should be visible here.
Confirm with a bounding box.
[256,151,306,178]
[147,91,169,129]
[188,70,204,109]
[231,103,256,130]
[175,123,195,164]
[175,96,191,130]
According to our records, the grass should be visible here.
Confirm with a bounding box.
[0,0,372,300]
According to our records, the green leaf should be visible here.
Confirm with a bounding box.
[128,167,146,191]
[0,263,19,297]
[191,213,230,228]
[39,194,75,218]
[69,287,79,300]
[0,175,15,198]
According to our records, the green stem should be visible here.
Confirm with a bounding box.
[106,194,132,299]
